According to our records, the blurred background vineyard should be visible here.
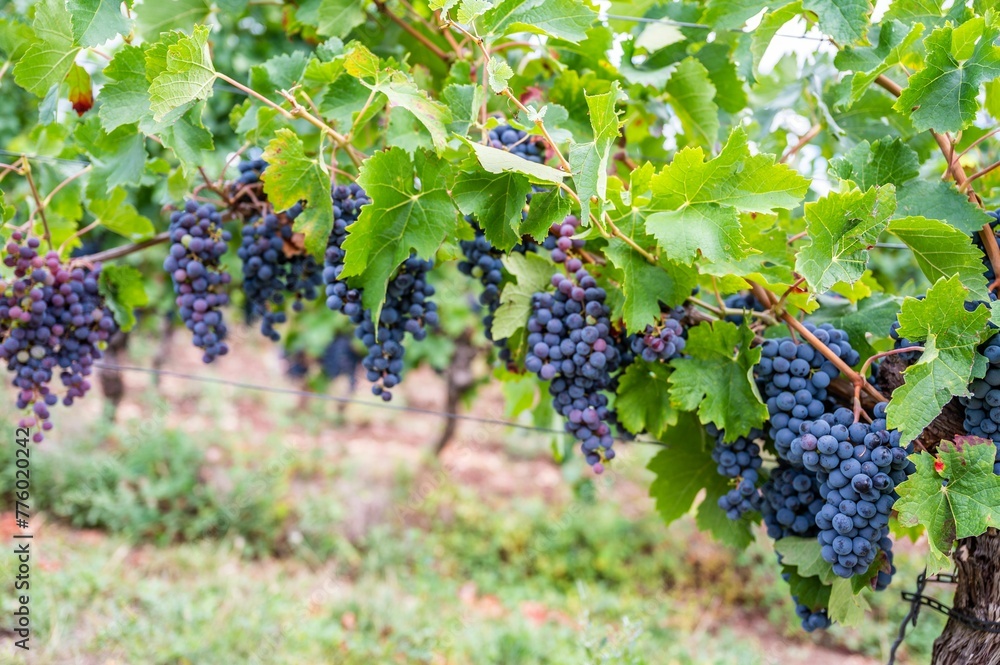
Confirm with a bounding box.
[0,334,945,664]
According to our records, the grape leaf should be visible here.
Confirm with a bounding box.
[887,216,989,302]
[835,20,924,103]
[828,578,870,625]
[701,0,773,30]
[261,129,333,261]
[148,25,216,121]
[0,18,36,62]
[894,18,1000,133]
[895,438,1000,571]
[521,188,570,241]
[66,62,93,115]
[802,0,871,45]
[616,362,677,439]
[646,127,808,267]
[464,139,568,184]
[696,485,755,549]
[750,2,803,75]
[888,276,992,444]
[160,107,214,171]
[452,165,531,251]
[895,180,991,235]
[136,0,211,36]
[774,537,836,583]
[569,81,623,225]
[75,119,148,199]
[86,188,155,241]
[647,411,717,524]
[492,251,555,340]
[12,0,81,97]
[98,265,149,333]
[298,0,367,38]
[67,0,130,47]
[340,148,458,321]
[442,83,483,136]
[99,44,155,132]
[669,321,767,441]
[827,136,919,190]
[664,57,719,150]
[486,55,514,93]
[480,0,597,44]
[794,185,896,293]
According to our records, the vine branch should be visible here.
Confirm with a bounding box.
[22,159,53,251]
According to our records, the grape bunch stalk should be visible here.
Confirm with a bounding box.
[164,201,233,363]
[1,231,118,442]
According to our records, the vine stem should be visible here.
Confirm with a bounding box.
[956,126,1000,161]
[964,159,1000,188]
[852,346,923,422]
[874,75,1000,286]
[72,232,170,264]
[375,1,451,62]
[58,220,101,254]
[779,123,822,164]
[689,297,778,326]
[748,279,888,403]
[22,160,53,251]
[42,165,91,209]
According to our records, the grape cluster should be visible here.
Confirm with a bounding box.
[710,426,764,520]
[795,403,914,578]
[628,319,686,363]
[756,323,860,458]
[233,156,267,189]
[458,221,506,346]
[323,184,372,320]
[1,231,118,442]
[547,215,586,266]
[524,267,622,472]
[724,292,766,324]
[793,594,832,632]
[321,334,360,388]
[960,333,1000,474]
[164,201,232,363]
[760,462,824,540]
[488,124,546,164]
[874,535,897,591]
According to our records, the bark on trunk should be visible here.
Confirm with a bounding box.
[98,331,129,421]
[434,330,478,455]
[931,529,1000,665]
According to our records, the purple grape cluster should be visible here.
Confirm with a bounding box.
[756,323,861,458]
[710,426,764,519]
[724,292,766,325]
[629,319,686,362]
[790,403,914,578]
[960,333,1000,474]
[164,201,232,363]
[524,266,622,472]
[488,124,546,164]
[323,184,371,320]
[1,231,118,441]
[321,334,360,389]
[760,461,824,540]
[547,214,586,266]
[232,155,267,190]
[793,594,832,632]
[458,221,505,343]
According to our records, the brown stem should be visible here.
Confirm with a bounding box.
[72,232,170,264]
[956,126,1000,161]
[852,346,923,421]
[22,160,53,251]
[964,159,1000,188]
[43,164,91,208]
[779,123,822,164]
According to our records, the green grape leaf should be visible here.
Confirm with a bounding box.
[795,185,896,293]
[802,0,871,45]
[261,129,333,261]
[616,362,677,439]
[884,0,967,29]
[75,119,148,199]
[887,216,989,302]
[783,565,832,611]
[486,55,514,93]
[480,0,597,44]
[894,18,1000,133]
[99,44,152,131]
[664,56,719,150]
[98,265,149,333]
[895,180,992,235]
[647,128,809,267]
[492,251,555,340]
[835,20,924,103]
[457,0,492,24]
[148,25,216,121]
[701,0,773,30]
[136,0,211,36]
[340,148,458,322]
[442,83,483,136]
[0,18,37,62]
[12,0,81,97]
[569,81,622,224]
[696,485,755,549]
[888,276,992,444]
[828,578,870,626]
[774,537,836,583]
[464,139,568,184]
[521,188,571,241]
[751,2,803,75]
[298,0,367,38]
[827,136,919,189]
[67,0,130,47]
[86,188,155,241]
[669,321,767,440]
[895,438,1000,571]
[647,412,717,524]
[452,166,532,251]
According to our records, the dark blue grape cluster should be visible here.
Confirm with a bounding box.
[959,333,1000,474]
[232,155,267,190]
[1,231,118,442]
[488,124,546,164]
[710,426,764,519]
[888,319,923,365]
[629,319,686,362]
[164,200,232,363]
[793,594,832,632]
[547,215,586,266]
[724,292,765,324]
[458,221,505,345]
[793,403,914,578]
[323,184,371,320]
[524,267,622,473]
[760,461,824,540]
[321,334,360,389]
[874,535,896,591]
[756,323,861,458]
